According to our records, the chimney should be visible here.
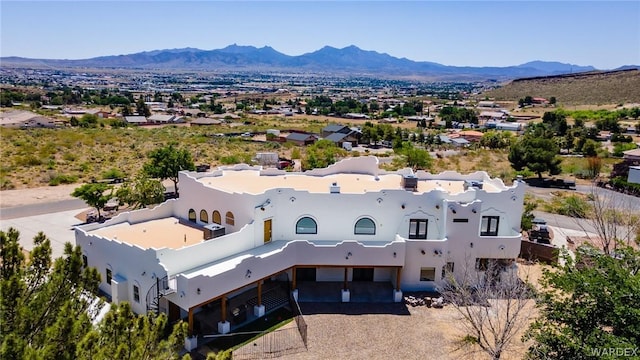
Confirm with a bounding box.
[330,182,340,194]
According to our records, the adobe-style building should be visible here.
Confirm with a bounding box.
[75,157,525,341]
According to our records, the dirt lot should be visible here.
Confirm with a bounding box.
[275,299,535,360]
[0,184,77,208]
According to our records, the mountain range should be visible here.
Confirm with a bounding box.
[1,44,623,81]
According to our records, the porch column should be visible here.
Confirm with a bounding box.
[341,267,350,302]
[218,295,230,334]
[188,307,194,335]
[343,267,348,290]
[221,296,227,323]
[254,280,265,317]
[291,267,297,290]
[394,267,403,303]
[291,267,298,301]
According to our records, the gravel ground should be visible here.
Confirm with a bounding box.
[271,301,534,360]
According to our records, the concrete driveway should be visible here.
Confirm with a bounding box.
[0,208,86,258]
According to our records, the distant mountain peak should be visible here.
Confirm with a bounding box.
[517,60,595,73]
[0,44,600,81]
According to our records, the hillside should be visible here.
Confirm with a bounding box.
[482,69,640,105]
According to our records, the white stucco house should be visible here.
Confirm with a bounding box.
[75,156,525,339]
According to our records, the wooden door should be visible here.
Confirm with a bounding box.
[264,219,272,243]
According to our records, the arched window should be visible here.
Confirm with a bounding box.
[212,210,221,225]
[225,211,235,226]
[354,217,376,235]
[188,209,196,223]
[200,210,208,223]
[296,217,317,234]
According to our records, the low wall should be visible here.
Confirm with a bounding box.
[519,240,558,264]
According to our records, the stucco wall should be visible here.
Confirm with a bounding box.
[76,229,169,314]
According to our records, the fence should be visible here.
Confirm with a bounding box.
[231,291,308,359]
[290,292,308,349]
[231,325,306,360]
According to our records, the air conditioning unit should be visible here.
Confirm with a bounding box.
[203,224,225,240]
[402,175,418,192]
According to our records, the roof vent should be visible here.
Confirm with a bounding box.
[330,182,340,194]
[402,175,418,192]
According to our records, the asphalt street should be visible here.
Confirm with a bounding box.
[0,198,87,220]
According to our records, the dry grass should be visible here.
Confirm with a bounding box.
[482,69,640,106]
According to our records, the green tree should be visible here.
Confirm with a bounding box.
[395,142,432,170]
[79,113,99,128]
[509,135,562,178]
[121,105,132,116]
[143,144,195,197]
[525,245,640,359]
[136,97,151,117]
[301,139,346,170]
[542,111,568,136]
[581,139,600,157]
[71,183,113,219]
[116,175,166,209]
[76,302,188,360]
[521,197,537,231]
[0,228,100,360]
[0,229,188,360]
[480,131,513,149]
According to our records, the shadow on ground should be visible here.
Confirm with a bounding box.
[298,302,410,316]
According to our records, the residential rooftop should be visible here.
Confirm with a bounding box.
[88,217,204,249]
[197,171,500,195]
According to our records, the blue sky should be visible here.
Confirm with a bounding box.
[1,1,639,69]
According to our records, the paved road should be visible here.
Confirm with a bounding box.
[0,198,87,220]
[532,210,597,234]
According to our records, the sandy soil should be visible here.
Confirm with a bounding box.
[0,184,78,208]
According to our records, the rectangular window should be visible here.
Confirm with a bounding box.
[106,268,112,285]
[419,267,436,281]
[476,258,513,271]
[133,285,140,303]
[82,255,88,268]
[409,219,428,239]
[481,216,500,236]
[442,262,455,279]
[452,218,469,223]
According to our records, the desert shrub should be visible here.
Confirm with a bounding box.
[515,169,535,178]
[102,168,126,180]
[220,152,252,165]
[542,193,591,218]
[48,173,78,186]
[0,177,15,190]
[78,162,92,173]
[15,155,42,167]
[63,152,78,162]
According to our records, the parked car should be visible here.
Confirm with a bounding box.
[542,178,576,190]
[277,158,294,170]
